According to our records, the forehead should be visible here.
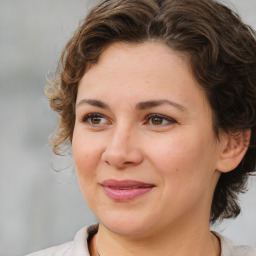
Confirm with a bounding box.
[89,41,189,75]
[78,42,209,112]
[81,42,193,89]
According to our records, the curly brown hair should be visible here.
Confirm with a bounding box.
[46,0,256,223]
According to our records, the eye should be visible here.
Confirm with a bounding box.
[81,113,110,125]
[146,114,176,126]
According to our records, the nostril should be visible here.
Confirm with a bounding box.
[104,160,133,166]
[105,160,111,165]
[124,161,133,165]
[101,146,143,168]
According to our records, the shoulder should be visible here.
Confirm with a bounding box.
[26,242,73,256]
[214,232,256,256]
[26,224,98,256]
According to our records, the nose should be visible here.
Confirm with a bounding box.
[101,126,143,169]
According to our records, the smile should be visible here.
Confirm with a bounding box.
[100,179,155,201]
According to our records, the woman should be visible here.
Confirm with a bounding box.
[28,0,256,255]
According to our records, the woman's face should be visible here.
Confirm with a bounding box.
[73,42,224,237]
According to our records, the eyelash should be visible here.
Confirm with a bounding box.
[81,113,109,125]
[80,113,176,127]
[145,114,176,126]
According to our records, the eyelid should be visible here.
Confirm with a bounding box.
[79,112,176,127]
[80,113,111,126]
[145,113,177,125]
[81,113,102,122]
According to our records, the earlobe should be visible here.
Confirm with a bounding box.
[216,130,251,173]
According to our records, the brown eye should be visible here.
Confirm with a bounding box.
[150,117,164,125]
[90,116,103,124]
[82,113,109,125]
[146,114,176,126]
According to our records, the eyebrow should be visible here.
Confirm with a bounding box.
[136,100,186,112]
[76,99,110,109]
[76,99,186,112]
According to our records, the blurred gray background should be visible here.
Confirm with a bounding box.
[0,0,255,255]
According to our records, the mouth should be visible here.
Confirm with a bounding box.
[100,179,155,201]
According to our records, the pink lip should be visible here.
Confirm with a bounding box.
[100,179,155,201]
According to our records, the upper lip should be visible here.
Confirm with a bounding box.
[100,179,155,189]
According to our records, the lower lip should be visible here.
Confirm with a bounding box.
[102,186,154,201]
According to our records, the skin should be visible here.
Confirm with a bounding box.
[72,42,247,256]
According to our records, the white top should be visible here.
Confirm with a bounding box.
[27,225,256,256]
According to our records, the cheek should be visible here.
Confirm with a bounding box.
[72,130,101,186]
[73,143,100,207]
[148,135,217,217]
[148,131,217,186]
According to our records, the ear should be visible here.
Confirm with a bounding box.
[216,130,251,173]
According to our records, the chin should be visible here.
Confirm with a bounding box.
[103,221,152,237]
[97,210,159,237]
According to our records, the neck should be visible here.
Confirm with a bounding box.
[94,219,220,256]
